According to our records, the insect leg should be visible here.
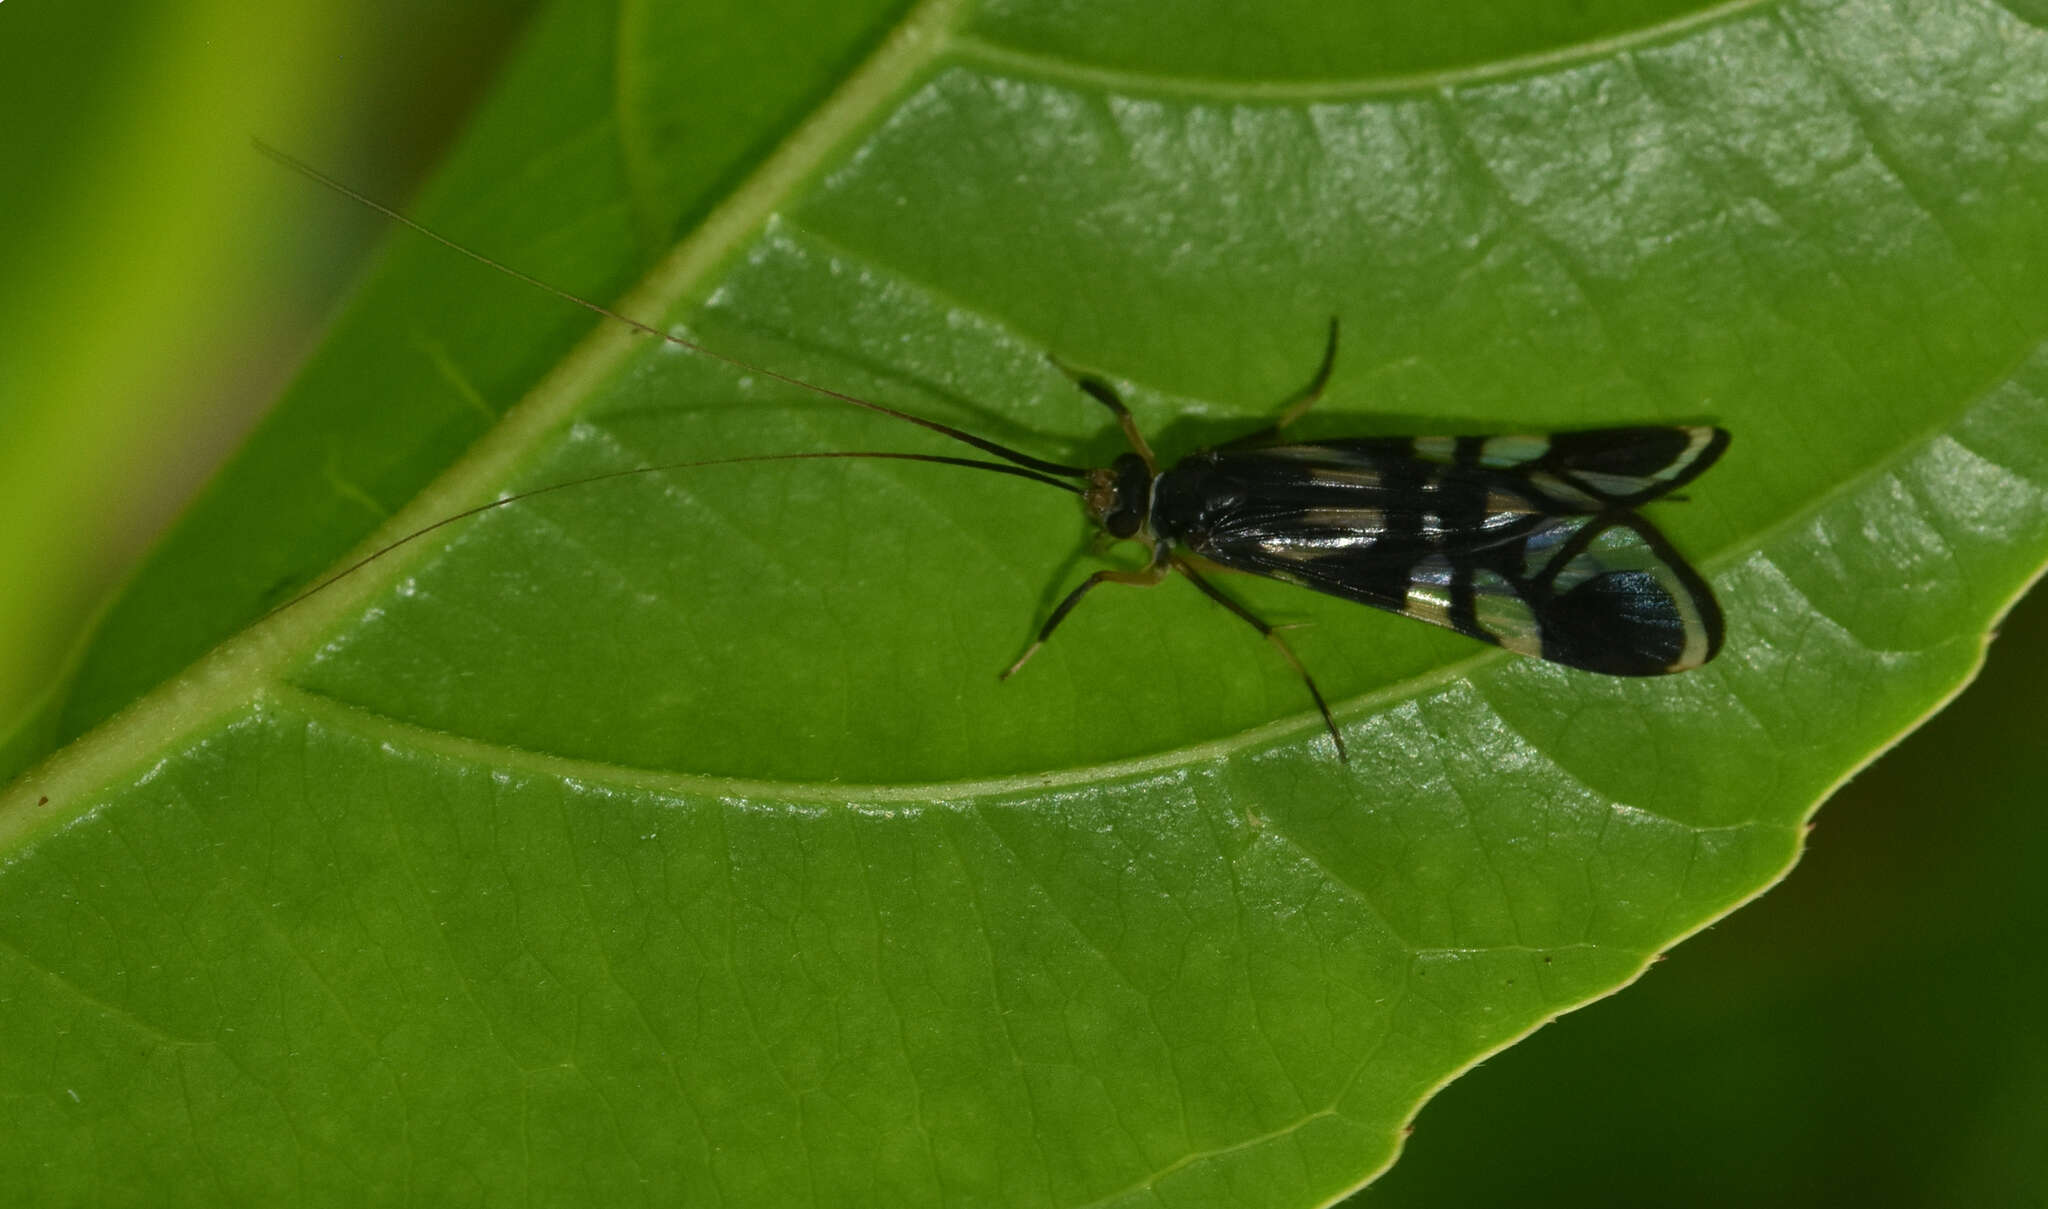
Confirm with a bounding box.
[1001,554,1170,679]
[1171,557,1348,762]
[1047,356,1158,472]
[1224,317,1341,447]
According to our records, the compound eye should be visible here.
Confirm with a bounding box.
[1100,453,1153,540]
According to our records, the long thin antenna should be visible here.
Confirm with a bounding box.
[268,450,1080,620]
[253,137,1093,480]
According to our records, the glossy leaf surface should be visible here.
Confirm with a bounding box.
[6,0,2048,1203]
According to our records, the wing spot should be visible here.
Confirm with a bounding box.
[1411,436,1457,463]
[1479,434,1549,468]
[1403,557,1456,627]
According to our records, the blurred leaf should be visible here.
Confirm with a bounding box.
[5,0,2048,1203]
[0,0,538,773]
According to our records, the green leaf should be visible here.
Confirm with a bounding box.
[7,0,2048,1203]
[1360,583,2048,1207]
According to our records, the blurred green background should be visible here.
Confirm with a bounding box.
[0,0,541,753]
[2,0,2041,1201]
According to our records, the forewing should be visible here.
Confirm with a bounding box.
[1204,509,1720,674]
[1178,440,1724,674]
[1266,425,1730,510]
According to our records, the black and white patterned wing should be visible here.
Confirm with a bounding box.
[1309,425,1729,509]
[1157,428,1726,673]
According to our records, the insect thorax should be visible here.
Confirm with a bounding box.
[1147,451,1249,550]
